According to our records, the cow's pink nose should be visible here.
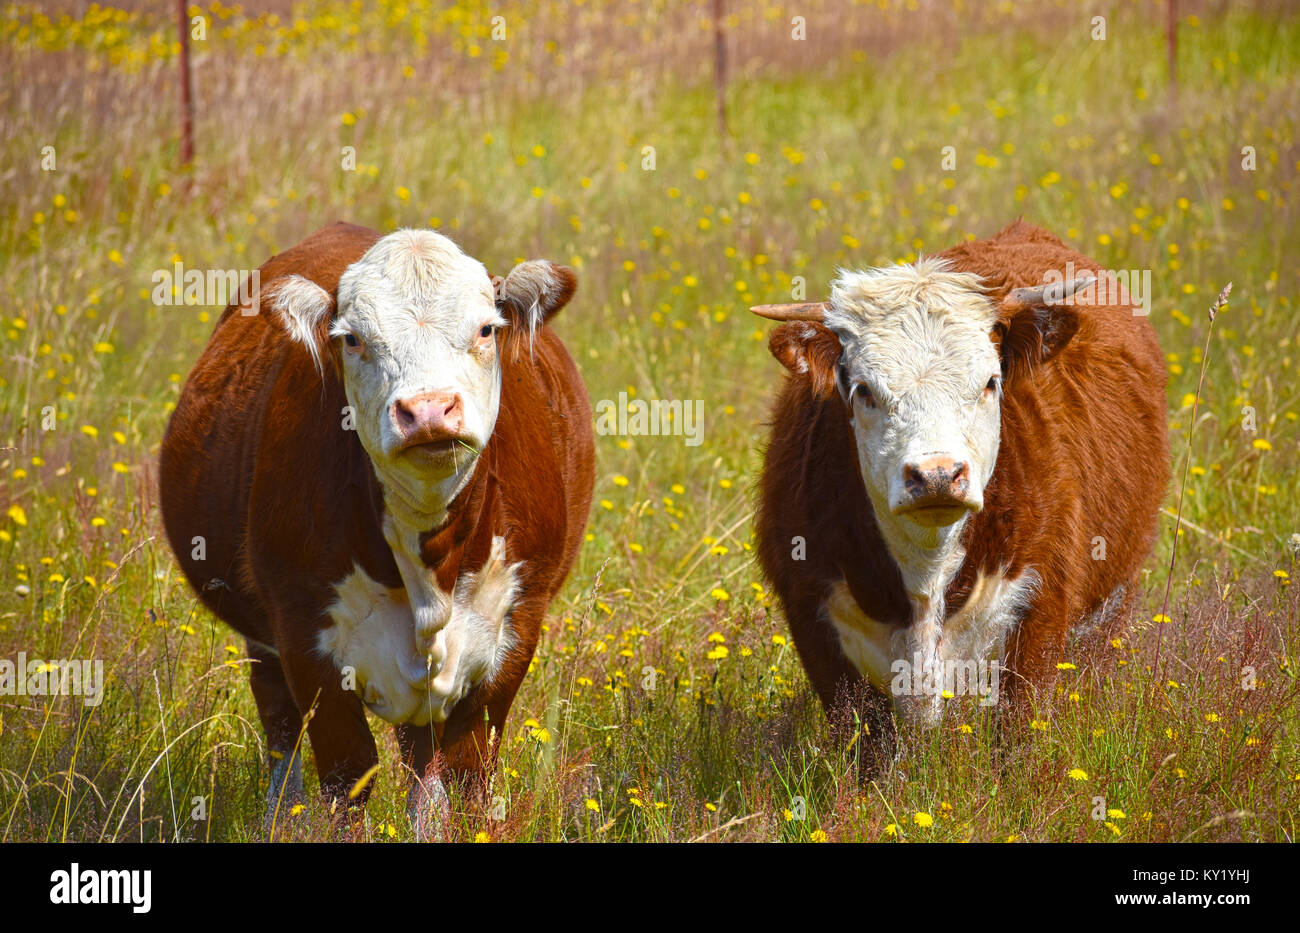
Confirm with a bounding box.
[393,391,464,445]
[903,455,969,502]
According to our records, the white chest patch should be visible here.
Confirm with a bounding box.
[317,536,521,725]
[822,568,1038,725]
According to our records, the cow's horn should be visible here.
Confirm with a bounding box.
[1005,274,1097,310]
[749,301,829,322]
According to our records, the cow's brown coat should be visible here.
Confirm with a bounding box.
[756,221,1168,743]
[160,222,594,801]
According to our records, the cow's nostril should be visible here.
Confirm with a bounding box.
[393,399,416,428]
[951,461,969,481]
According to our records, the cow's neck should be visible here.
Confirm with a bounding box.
[417,459,492,584]
[378,452,493,646]
[867,489,970,658]
[380,455,479,533]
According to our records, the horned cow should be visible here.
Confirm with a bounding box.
[752,220,1168,760]
[160,222,594,832]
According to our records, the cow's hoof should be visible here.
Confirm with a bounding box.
[263,752,306,837]
[408,774,451,842]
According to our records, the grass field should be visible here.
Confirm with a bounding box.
[1,0,1297,842]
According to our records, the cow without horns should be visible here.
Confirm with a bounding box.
[160,222,594,830]
[752,221,1168,762]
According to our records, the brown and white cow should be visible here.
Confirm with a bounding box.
[160,222,594,830]
[752,221,1167,759]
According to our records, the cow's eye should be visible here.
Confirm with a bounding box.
[479,324,494,339]
[985,376,1000,394]
[854,384,875,408]
[343,333,360,349]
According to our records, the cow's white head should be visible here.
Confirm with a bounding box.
[755,258,1088,549]
[270,229,576,516]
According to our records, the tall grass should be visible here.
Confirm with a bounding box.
[0,0,1296,841]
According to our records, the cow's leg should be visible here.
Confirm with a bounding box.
[432,595,539,830]
[397,713,498,842]
[410,539,523,836]
[829,679,898,780]
[785,592,898,777]
[441,704,494,793]
[999,597,1071,734]
[395,723,451,842]
[399,668,510,842]
[276,642,378,806]
[247,640,306,827]
[400,572,540,841]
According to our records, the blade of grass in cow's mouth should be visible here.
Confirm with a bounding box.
[402,436,479,463]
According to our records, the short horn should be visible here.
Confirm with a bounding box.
[749,301,829,322]
[1004,274,1096,311]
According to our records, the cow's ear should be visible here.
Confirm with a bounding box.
[994,277,1088,382]
[268,274,335,374]
[768,322,842,400]
[493,261,577,347]
[994,299,1080,383]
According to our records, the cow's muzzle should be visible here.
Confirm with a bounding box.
[392,391,476,460]
[895,455,978,527]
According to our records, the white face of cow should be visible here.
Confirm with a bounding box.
[332,232,501,489]
[271,228,576,520]
[757,256,1087,724]
[823,262,1003,536]
[759,256,1084,567]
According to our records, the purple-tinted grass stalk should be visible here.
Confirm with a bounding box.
[1153,282,1232,678]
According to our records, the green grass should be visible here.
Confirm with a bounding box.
[0,0,1297,842]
